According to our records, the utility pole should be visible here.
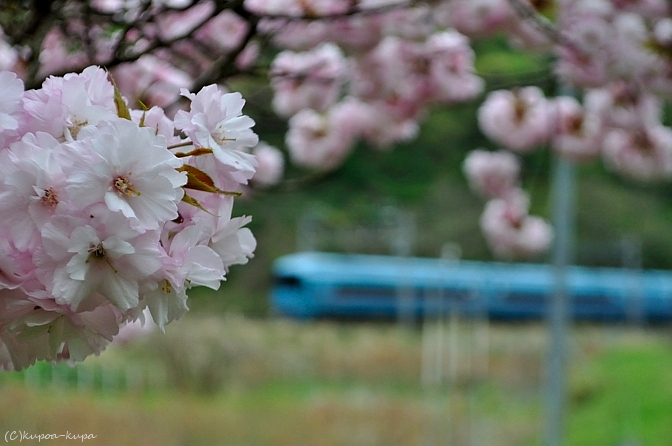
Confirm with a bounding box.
[547,143,576,446]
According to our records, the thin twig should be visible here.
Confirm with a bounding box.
[506,0,568,46]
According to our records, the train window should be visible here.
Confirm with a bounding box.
[335,285,399,299]
[419,288,471,301]
[445,289,472,301]
[504,292,546,304]
[573,294,611,305]
[275,276,302,288]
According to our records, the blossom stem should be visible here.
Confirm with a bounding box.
[174,148,214,158]
[168,141,195,150]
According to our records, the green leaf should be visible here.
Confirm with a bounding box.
[107,71,132,120]
[181,193,215,215]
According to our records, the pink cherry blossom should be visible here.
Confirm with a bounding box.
[610,13,659,79]
[113,308,155,345]
[154,1,214,41]
[425,31,484,103]
[350,36,428,105]
[35,210,162,312]
[434,0,513,38]
[463,149,521,199]
[235,41,261,70]
[0,28,19,73]
[252,142,285,187]
[653,17,672,44]
[146,223,225,331]
[112,55,193,109]
[480,191,554,259]
[554,43,611,89]
[244,0,304,16]
[163,223,226,290]
[0,287,122,369]
[37,28,91,79]
[270,43,348,117]
[322,16,384,52]
[0,237,37,291]
[63,119,186,231]
[23,66,118,141]
[550,96,603,162]
[379,4,436,41]
[478,87,552,153]
[131,106,182,147]
[0,132,69,251]
[285,103,361,171]
[188,195,256,272]
[263,20,330,52]
[0,71,24,148]
[602,125,672,181]
[174,85,259,173]
[583,82,662,130]
[194,9,249,53]
[555,3,613,87]
[358,100,420,149]
[297,0,355,16]
[611,0,669,18]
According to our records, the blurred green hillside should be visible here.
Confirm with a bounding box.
[191,38,672,316]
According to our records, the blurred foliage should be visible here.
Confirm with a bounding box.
[189,34,672,316]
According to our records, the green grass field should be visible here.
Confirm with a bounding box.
[2,316,671,446]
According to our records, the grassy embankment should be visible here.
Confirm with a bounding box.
[1,317,672,446]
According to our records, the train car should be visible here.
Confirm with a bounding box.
[270,251,672,321]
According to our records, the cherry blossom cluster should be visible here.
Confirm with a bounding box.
[555,0,672,91]
[463,149,553,259]
[2,1,672,178]
[432,0,552,50]
[2,1,672,263]
[2,1,485,178]
[255,0,672,222]
[265,7,484,170]
[476,79,672,174]
[0,66,257,370]
[458,0,672,259]
[464,81,672,257]
[467,74,672,258]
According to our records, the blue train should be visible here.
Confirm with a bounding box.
[271,251,672,321]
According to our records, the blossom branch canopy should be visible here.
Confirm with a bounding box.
[1,0,672,367]
[0,67,257,371]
